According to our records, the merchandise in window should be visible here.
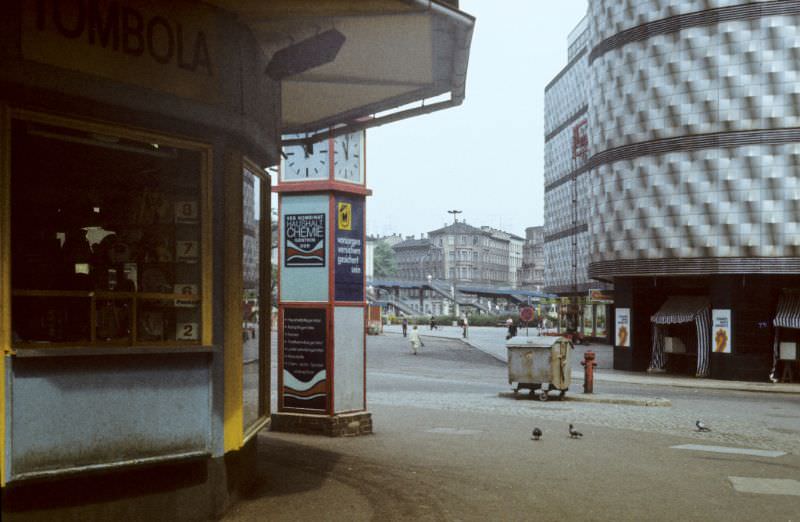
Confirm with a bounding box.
[10,119,206,347]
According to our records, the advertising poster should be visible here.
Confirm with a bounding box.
[282,308,327,411]
[712,309,732,354]
[284,213,325,267]
[334,197,364,301]
[583,304,594,337]
[596,305,607,337]
[615,308,630,348]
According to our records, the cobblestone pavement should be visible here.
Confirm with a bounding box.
[232,332,800,522]
[383,323,615,368]
[367,334,800,455]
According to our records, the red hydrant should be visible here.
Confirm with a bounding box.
[581,350,597,394]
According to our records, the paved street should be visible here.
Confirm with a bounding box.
[230,333,800,521]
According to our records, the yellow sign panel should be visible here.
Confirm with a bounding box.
[21,0,220,103]
[338,202,352,231]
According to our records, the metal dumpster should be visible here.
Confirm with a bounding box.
[507,336,573,401]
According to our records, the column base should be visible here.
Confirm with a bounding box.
[270,411,373,437]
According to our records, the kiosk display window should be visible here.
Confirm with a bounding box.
[242,162,270,432]
[9,117,209,347]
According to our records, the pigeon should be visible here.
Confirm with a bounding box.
[696,420,711,432]
[531,428,542,441]
[568,424,583,439]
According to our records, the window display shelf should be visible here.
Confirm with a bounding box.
[12,344,216,358]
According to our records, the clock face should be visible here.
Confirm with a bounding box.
[333,131,363,184]
[281,138,330,181]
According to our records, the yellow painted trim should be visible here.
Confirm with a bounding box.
[223,149,244,452]
[202,147,214,345]
[0,104,9,486]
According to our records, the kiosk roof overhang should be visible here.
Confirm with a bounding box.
[206,0,474,141]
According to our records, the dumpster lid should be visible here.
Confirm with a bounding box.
[506,336,570,348]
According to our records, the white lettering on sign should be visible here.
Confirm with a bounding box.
[286,223,324,240]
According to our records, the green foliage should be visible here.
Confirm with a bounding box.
[373,240,397,277]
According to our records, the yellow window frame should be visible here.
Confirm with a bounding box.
[2,108,214,350]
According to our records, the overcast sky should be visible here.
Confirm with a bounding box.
[365,0,588,238]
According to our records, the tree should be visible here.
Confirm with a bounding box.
[374,240,397,278]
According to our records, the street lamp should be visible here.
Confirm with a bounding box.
[427,274,432,314]
[447,209,462,224]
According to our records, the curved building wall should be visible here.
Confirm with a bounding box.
[587,0,800,277]
[543,23,593,294]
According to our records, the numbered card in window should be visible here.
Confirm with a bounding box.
[176,240,199,263]
[176,322,199,341]
[175,201,199,224]
[174,284,198,308]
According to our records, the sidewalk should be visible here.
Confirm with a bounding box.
[382,324,800,395]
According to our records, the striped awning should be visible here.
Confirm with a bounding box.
[774,294,800,329]
[651,296,710,325]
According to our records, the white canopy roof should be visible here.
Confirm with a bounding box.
[207,0,474,136]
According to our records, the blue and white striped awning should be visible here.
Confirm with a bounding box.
[774,294,800,329]
[651,296,710,325]
[650,296,712,377]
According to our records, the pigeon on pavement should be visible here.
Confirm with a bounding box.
[696,420,711,432]
[568,424,583,438]
[531,428,542,441]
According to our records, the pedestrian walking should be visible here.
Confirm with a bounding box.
[409,325,424,355]
[506,318,518,340]
[462,315,469,338]
[429,315,437,330]
[401,316,408,337]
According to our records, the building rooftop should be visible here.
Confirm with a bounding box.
[393,238,433,249]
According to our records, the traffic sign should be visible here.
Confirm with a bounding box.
[520,306,534,323]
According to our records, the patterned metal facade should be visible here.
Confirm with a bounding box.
[544,17,605,295]
[586,0,800,278]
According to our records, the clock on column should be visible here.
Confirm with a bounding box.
[333,130,364,184]
[281,136,330,182]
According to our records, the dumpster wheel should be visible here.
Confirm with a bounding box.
[558,390,566,401]
[538,390,548,402]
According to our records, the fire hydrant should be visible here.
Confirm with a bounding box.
[581,350,597,394]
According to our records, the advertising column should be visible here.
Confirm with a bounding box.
[273,130,371,436]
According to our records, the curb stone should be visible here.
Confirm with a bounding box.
[498,391,671,407]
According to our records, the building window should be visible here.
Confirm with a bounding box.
[9,116,210,348]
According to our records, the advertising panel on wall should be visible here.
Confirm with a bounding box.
[334,306,365,413]
[282,307,327,412]
[284,213,326,267]
[615,308,630,348]
[712,309,732,354]
[279,195,329,302]
[334,196,364,302]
